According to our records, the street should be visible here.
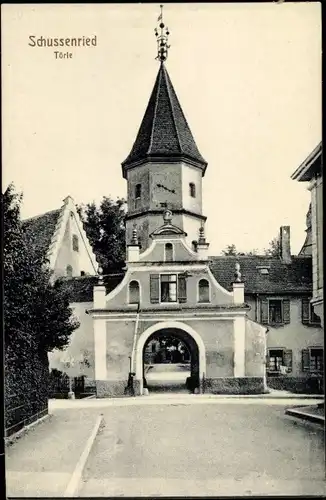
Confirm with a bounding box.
[145,363,190,392]
[78,402,325,496]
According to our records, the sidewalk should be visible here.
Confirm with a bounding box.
[49,389,323,411]
[5,409,101,497]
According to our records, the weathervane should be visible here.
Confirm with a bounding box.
[154,5,170,62]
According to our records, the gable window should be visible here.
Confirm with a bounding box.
[72,234,79,252]
[165,243,173,262]
[267,348,292,375]
[160,274,177,302]
[260,298,290,326]
[66,265,73,277]
[150,274,187,304]
[129,280,140,304]
[189,183,196,198]
[198,279,210,303]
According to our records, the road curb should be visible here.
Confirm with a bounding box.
[285,408,325,425]
[63,414,103,497]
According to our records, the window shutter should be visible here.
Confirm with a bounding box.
[283,349,293,373]
[178,274,187,303]
[266,353,270,369]
[260,298,269,324]
[301,349,310,372]
[301,297,310,324]
[283,299,290,324]
[150,274,160,303]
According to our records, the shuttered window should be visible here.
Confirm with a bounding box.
[178,274,187,303]
[302,298,310,324]
[160,274,177,303]
[302,348,324,373]
[261,298,290,325]
[267,348,292,374]
[302,298,321,325]
[150,274,160,303]
[260,298,269,324]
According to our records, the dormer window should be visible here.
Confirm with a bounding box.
[256,265,270,275]
[72,234,79,252]
[165,243,173,262]
[189,183,196,198]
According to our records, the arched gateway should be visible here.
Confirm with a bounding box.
[135,321,206,395]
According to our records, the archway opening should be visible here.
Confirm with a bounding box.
[142,328,200,394]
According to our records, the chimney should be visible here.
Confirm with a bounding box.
[280,226,291,263]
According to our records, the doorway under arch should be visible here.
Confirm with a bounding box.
[135,322,206,395]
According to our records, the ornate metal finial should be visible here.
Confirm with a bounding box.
[131,224,138,245]
[198,223,206,244]
[154,5,170,62]
[163,209,172,225]
[234,262,242,283]
[97,265,104,285]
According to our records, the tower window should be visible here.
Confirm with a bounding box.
[66,265,73,278]
[198,279,210,303]
[189,183,196,198]
[135,184,141,199]
[165,243,173,262]
[72,234,79,252]
[129,280,140,304]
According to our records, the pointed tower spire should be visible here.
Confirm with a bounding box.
[154,5,170,62]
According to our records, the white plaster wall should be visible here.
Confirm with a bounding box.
[48,302,95,381]
[181,163,203,214]
[182,214,202,248]
[53,215,96,278]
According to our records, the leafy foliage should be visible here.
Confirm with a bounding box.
[4,183,79,433]
[221,244,259,256]
[263,236,281,257]
[77,196,127,274]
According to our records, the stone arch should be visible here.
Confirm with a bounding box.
[135,321,206,394]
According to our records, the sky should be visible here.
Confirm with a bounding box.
[2,2,321,255]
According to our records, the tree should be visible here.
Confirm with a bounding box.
[4,183,79,353]
[4,183,80,431]
[77,196,127,275]
[221,244,259,256]
[264,236,280,257]
[222,244,238,256]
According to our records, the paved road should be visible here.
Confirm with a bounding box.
[145,363,191,392]
[79,403,326,496]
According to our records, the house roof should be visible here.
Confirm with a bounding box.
[209,255,312,294]
[121,63,207,176]
[21,196,98,273]
[59,275,124,303]
[62,255,312,303]
[22,209,62,260]
[291,142,322,182]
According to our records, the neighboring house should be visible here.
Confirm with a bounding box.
[291,142,323,327]
[210,226,323,393]
[22,195,99,383]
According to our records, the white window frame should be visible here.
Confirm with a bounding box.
[267,347,285,374]
[159,273,178,304]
